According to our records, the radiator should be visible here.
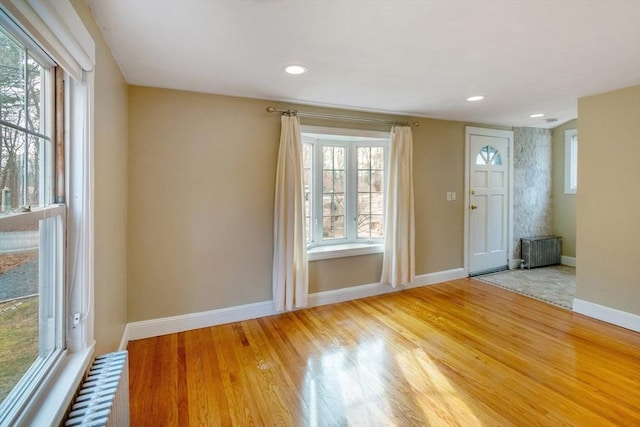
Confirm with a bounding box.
[64,351,130,427]
[521,236,562,269]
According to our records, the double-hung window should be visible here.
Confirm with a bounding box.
[302,126,389,259]
[0,11,64,426]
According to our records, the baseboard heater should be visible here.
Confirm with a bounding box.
[521,236,562,269]
[64,351,130,427]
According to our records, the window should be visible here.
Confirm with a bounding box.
[475,145,502,165]
[0,13,64,425]
[302,126,389,256]
[564,129,578,194]
[0,2,94,424]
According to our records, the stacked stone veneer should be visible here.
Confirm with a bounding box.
[513,127,552,261]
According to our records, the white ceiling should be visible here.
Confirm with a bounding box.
[86,0,640,129]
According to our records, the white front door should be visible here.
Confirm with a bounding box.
[467,129,512,275]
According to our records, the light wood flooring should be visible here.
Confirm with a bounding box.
[128,279,640,426]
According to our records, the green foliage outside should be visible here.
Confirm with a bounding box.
[0,297,38,403]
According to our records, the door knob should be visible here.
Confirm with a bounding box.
[470,205,478,210]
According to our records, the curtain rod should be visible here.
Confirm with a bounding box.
[265,107,419,127]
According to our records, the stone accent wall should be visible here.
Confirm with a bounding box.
[513,127,552,261]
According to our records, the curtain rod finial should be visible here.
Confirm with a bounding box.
[266,106,275,113]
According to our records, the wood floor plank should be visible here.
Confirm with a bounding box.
[128,279,640,426]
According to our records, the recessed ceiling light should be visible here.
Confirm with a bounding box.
[284,65,308,75]
[467,95,484,102]
[530,113,545,118]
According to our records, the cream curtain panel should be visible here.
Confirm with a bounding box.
[380,126,415,287]
[273,115,308,311]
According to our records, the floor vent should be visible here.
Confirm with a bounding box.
[521,236,562,269]
[64,351,129,427]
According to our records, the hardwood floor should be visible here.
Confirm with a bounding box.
[128,279,640,426]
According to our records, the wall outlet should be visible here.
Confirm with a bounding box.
[451,192,456,201]
[446,192,452,201]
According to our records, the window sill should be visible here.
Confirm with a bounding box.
[308,243,384,261]
[16,345,94,426]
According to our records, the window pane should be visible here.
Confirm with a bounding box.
[333,170,344,193]
[0,29,26,129]
[323,215,345,239]
[332,193,344,216]
[370,215,384,238]
[371,192,384,215]
[334,147,344,169]
[322,194,332,216]
[357,215,370,236]
[321,145,345,240]
[357,145,385,240]
[322,146,333,169]
[476,146,501,166]
[371,170,383,192]
[0,221,39,403]
[357,170,370,192]
[0,130,46,209]
[357,146,370,169]
[1,127,25,211]
[371,147,384,169]
[358,193,370,214]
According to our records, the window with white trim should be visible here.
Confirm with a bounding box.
[564,129,578,194]
[0,11,66,425]
[0,1,94,424]
[302,126,389,253]
[0,11,61,412]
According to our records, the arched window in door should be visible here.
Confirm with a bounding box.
[475,145,502,165]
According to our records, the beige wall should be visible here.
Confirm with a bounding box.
[72,1,129,354]
[551,119,577,258]
[127,86,470,321]
[576,85,640,315]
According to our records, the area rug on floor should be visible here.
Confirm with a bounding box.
[475,265,576,309]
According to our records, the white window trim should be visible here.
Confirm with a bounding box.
[0,1,95,426]
[564,129,578,194]
[307,242,384,261]
[302,125,389,257]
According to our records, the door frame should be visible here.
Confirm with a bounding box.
[464,126,515,275]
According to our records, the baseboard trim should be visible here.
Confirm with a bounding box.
[120,267,468,346]
[561,256,576,267]
[573,298,640,332]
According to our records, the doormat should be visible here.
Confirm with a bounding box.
[474,265,575,309]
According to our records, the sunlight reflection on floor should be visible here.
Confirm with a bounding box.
[397,347,483,426]
[301,339,484,426]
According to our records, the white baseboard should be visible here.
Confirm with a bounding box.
[309,268,468,307]
[573,298,640,332]
[561,256,576,267]
[120,267,468,346]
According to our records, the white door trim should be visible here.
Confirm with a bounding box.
[464,126,514,274]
